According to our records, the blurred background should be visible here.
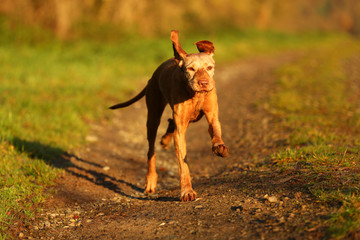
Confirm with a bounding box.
[1,0,360,39]
[1,1,360,238]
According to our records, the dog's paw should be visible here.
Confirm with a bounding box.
[181,189,198,202]
[160,134,172,150]
[144,173,158,194]
[212,143,229,157]
[144,184,156,194]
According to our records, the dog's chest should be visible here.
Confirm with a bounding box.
[189,94,206,122]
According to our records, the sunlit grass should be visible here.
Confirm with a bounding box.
[268,37,360,238]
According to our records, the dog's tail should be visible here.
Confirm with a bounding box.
[109,86,147,109]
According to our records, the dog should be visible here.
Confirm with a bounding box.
[110,30,229,201]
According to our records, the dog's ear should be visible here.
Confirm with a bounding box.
[194,40,215,55]
[171,30,187,66]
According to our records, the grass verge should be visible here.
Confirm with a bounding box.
[268,36,360,238]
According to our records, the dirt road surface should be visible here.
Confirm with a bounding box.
[13,53,330,239]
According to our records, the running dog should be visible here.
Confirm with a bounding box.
[110,30,229,201]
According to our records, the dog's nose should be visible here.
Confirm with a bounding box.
[198,80,209,88]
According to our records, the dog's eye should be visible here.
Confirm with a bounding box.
[187,67,195,72]
[207,66,213,71]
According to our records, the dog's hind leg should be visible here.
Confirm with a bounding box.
[160,110,202,150]
[160,118,175,149]
[144,94,166,194]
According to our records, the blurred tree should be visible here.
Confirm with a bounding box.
[0,0,359,38]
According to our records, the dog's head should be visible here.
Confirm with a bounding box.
[171,30,215,92]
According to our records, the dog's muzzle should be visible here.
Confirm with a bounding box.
[198,79,209,88]
[196,79,213,92]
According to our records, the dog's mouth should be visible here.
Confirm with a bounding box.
[197,87,213,92]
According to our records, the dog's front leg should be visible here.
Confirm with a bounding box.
[173,109,197,201]
[208,117,229,157]
[204,92,229,157]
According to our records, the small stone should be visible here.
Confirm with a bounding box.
[159,222,166,226]
[268,196,278,203]
[18,232,24,238]
[102,166,110,171]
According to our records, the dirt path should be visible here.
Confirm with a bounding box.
[15,53,329,239]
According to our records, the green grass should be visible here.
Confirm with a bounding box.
[0,17,355,237]
[268,37,360,238]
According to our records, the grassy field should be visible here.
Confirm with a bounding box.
[268,38,360,238]
[0,18,359,237]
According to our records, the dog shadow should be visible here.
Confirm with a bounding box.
[10,137,178,202]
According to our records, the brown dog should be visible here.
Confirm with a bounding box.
[110,30,229,201]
